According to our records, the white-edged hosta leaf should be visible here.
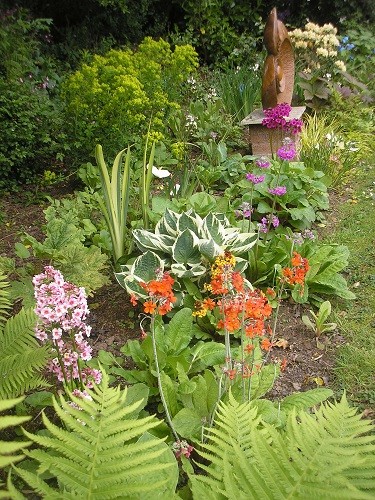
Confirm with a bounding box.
[198,239,223,260]
[177,212,201,234]
[202,213,227,244]
[133,229,174,253]
[172,229,201,264]
[228,232,257,255]
[171,263,206,278]
[162,209,180,236]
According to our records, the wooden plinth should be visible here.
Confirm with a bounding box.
[241,106,306,157]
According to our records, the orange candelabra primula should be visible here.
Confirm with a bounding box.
[131,272,176,316]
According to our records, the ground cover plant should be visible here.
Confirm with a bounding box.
[1,4,375,498]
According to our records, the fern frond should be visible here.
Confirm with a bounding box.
[0,397,31,498]
[15,371,179,498]
[0,273,12,326]
[191,394,375,499]
[0,308,50,398]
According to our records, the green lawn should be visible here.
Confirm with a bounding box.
[325,160,375,408]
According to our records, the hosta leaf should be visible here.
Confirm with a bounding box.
[177,212,201,234]
[170,263,206,278]
[202,213,227,244]
[172,229,201,264]
[163,209,180,236]
[133,230,174,253]
[229,232,257,255]
[129,251,164,282]
[198,239,223,260]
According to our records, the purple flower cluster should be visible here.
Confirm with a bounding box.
[258,214,280,233]
[262,103,303,135]
[33,266,101,389]
[246,173,265,184]
[235,201,253,219]
[255,156,271,169]
[268,186,287,196]
[277,137,296,161]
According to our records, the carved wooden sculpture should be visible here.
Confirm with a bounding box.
[261,7,295,109]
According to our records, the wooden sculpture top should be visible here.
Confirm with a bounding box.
[261,7,295,109]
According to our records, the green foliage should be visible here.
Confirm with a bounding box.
[62,37,198,160]
[302,300,337,337]
[0,79,64,190]
[304,244,356,302]
[213,65,262,121]
[0,396,31,497]
[116,210,256,298]
[190,393,375,499]
[0,272,12,326]
[300,112,371,187]
[229,159,330,230]
[0,307,50,399]
[0,8,52,81]
[176,0,264,66]
[95,144,132,264]
[22,201,110,295]
[15,370,179,498]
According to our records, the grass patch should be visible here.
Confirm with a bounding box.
[324,162,375,408]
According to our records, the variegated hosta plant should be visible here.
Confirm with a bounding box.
[115,209,257,299]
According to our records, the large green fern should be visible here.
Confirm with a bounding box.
[0,397,31,499]
[0,307,50,398]
[191,393,375,499]
[14,371,179,499]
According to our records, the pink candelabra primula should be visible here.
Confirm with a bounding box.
[33,266,101,393]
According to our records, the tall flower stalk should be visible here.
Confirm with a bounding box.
[33,266,101,394]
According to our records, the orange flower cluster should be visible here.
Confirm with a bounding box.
[131,272,176,316]
[282,251,310,290]
[194,253,274,353]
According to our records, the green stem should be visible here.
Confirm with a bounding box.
[150,314,179,441]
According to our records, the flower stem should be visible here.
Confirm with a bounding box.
[150,315,179,441]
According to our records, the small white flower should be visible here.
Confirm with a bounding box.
[152,166,171,178]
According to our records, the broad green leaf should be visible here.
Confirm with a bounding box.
[164,308,193,354]
[160,372,179,418]
[190,342,226,373]
[172,229,201,264]
[172,408,203,441]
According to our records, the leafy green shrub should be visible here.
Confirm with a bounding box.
[62,37,199,160]
[0,79,64,190]
[115,210,257,300]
